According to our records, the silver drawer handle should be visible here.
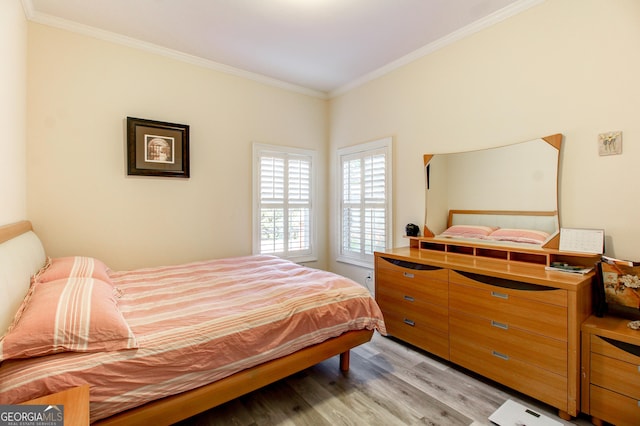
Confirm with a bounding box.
[403,318,416,327]
[403,295,415,302]
[491,291,509,300]
[403,272,415,278]
[492,350,509,361]
[491,320,509,330]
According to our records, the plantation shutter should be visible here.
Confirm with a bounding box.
[339,139,391,266]
[255,145,314,260]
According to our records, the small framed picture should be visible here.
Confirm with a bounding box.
[598,131,622,156]
[126,117,190,178]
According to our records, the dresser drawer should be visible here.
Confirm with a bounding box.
[451,336,567,412]
[382,308,449,360]
[376,269,448,307]
[376,258,448,303]
[377,292,448,333]
[449,270,567,306]
[449,281,567,341]
[590,385,640,426]
[450,311,567,376]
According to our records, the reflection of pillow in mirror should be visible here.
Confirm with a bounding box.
[440,225,498,239]
[487,228,549,244]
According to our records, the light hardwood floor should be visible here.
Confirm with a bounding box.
[177,333,594,426]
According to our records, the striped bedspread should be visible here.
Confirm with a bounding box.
[0,255,386,422]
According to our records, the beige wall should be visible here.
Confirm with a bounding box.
[329,0,640,282]
[27,24,328,270]
[17,0,640,280]
[0,0,28,225]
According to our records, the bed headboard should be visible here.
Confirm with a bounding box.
[0,221,46,335]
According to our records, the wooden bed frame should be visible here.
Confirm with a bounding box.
[0,221,375,425]
[96,330,372,425]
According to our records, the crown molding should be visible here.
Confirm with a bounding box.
[21,1,328,100]
[21,0,543,100]
[329,0,545,98]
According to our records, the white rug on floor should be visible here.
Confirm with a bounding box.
[489,399,568,426]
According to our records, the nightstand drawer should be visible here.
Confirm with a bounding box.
[591,334,640,364]
[590,385,640,426]
[591,351,640,400]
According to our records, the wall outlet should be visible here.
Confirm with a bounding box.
[363,271,374,293]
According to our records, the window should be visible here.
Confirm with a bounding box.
[253,143,316,262]
[338,137,392,267]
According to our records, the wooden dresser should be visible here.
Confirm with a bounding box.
[581,315,640,426]
[375,244,596,419]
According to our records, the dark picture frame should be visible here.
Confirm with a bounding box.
[126,117,190,178]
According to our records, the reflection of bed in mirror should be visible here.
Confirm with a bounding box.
[444,209,558,245]
[421,134,563,252]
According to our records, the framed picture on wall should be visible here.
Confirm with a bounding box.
[126,117,190,178]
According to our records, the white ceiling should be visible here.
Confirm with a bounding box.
[23,0,538,97]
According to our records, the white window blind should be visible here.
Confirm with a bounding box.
[253,144,315,262]
[338,137,392,267]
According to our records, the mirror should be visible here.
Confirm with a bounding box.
[424,134,562,243]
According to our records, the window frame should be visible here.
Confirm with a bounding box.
[252,143,317,263]
[336,137,393,268]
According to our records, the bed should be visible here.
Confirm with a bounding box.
[0,221,386,425]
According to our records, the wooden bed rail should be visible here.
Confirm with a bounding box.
[94,329,374,426]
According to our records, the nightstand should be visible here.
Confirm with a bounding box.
[581,315,640,426]
[21,384,90,426]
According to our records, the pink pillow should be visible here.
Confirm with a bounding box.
[33,256,111,284]
[440,225,498,239]
[487,228,550,245]
[0,277,137,361]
